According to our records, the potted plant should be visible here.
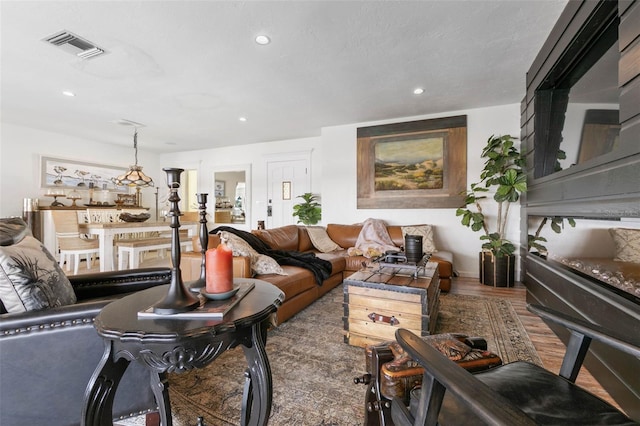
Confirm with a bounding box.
[528,216,576,256]
[456,135,526,287]
[292,193,322,225]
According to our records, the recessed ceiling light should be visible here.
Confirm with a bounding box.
[239,116,248,122]
[62,91,76,97]
[413,88,425,95]
[255,35,270,45]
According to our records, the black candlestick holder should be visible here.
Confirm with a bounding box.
[188,193,209,293]
[152,168,200,314]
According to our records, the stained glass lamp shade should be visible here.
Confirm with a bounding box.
[115,130,154,188]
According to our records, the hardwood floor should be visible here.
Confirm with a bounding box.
[450,276,618,408]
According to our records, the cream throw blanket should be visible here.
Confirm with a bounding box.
[347,218,399,258]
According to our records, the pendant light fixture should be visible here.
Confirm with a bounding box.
[115,129,154,206]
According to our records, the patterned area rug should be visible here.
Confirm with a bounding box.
[152,284,541,426]
[435,293,542,365]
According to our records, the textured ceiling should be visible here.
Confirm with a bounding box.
[1,1,568,153]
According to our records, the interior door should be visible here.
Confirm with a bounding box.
[266,159,309,229]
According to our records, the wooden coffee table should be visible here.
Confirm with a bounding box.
[343,261,440,347]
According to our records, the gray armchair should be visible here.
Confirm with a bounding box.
[0,217,176,425]
[0,264,171,425]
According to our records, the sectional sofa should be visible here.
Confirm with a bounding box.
[181,223,454,325]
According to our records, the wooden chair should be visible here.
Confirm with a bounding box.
[116,229,190,270]
[214,210,232,223]
[85,208,163,268]
[390,304,639,426]
[86,208,120,224]
[51,211,100,275]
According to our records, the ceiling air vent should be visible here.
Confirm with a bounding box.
[43,30,106,60]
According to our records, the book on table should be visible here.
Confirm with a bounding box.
[138,281,255,319]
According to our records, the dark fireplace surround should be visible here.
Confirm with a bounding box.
[521,0,640,420]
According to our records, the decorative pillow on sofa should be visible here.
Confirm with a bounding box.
[609,228,640,263]
[401,225,437,253]
[306,226,342,253]
[0,235,76,313]
[219,231,287,276]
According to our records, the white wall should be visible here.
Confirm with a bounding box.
[321,104,522,277]
[0,123,162,218]
[161,104,522,277]
[159,137,322,232]
[2,104,521,278]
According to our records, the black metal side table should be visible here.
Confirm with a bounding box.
[81,278,284,426]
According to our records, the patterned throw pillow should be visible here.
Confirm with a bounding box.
[388,333,470,362]
[219,231,287,276]
[219,231,257,258]
[609,228,640,263]
[401,225,437,253]
[0,235,76,313]
[0,217,32,246]
[306,226,342,253]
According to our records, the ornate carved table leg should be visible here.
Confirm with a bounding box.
[82,343,130,426]
[240,321,272,426]
[150,371,172,426]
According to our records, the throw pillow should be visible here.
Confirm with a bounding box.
[401,225,437,253]
[306,226,342,253]
[219,231,287,276]
[219,231,258,258]
[0,235,76,313]
[609,228,640,263]
[253,254,287,275]
[426,334,472,361]
[0,217,32,246]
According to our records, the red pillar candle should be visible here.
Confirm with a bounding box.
[205,244,234,293]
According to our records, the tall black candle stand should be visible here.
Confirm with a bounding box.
[188,193,209,293]
[152,168,200,314]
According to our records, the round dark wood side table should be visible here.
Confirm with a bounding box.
[81,279,284,426]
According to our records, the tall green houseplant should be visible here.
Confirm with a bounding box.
[292,193,322,225]
[456,135,526,286]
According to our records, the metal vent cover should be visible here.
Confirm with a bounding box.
[43,30,106,60]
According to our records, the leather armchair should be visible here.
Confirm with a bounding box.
[0,267,171,425]
[391,304,639,425]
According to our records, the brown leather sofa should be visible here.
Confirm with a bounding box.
[180,223,454,324]
[182,225,345,324]
[324,224,454,291]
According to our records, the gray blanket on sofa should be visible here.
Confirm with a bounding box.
[211,226,332,285]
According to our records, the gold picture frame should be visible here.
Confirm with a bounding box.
[357,115,467,209]
[577,109,620,164]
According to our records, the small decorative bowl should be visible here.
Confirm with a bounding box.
[119,212,151,222]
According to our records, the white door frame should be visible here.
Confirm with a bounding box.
[264,150,312,228]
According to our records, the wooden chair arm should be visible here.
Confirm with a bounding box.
[527,304,640,382]
[527,304,640,358]
[393,328,537,426]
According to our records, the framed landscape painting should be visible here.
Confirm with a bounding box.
[357,115,467,208]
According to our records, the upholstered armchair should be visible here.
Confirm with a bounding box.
[0,218,171,425]
[390,304,640,425]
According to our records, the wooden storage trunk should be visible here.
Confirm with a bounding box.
[343,262,440,347]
